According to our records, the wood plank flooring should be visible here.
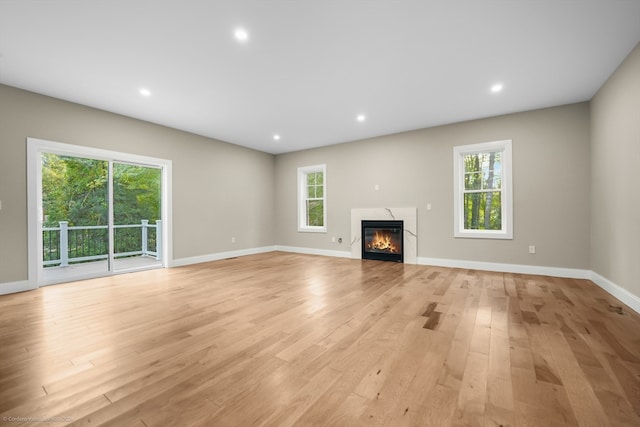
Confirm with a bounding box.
[1,252,639,426]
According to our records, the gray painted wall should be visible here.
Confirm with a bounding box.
[590,42,640,298]
[275,103,591,269]
[0,84,276,284]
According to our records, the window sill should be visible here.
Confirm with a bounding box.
[298,227,327,233]
[454,230,513,239]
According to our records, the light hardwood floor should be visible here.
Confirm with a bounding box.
[1,252,639,426]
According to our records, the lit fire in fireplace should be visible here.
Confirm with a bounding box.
[367,230,400,253]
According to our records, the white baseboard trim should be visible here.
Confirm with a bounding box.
[275,245,351,259]
[170,246,277,268]
[589,271,640,314]
[0,280,36,295]
[417,256,591,279]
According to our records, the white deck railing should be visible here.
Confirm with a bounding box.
[42,220,162,267]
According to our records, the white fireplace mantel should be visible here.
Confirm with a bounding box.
[350,207,417,264]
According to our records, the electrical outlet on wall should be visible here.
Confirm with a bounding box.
[528,245,536,254]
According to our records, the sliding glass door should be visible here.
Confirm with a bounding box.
[29,138,171,287]
[112,162,162,272]
[41,154,111,282]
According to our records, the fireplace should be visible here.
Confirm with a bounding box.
[361,220,404,263]
[351,208,416,264]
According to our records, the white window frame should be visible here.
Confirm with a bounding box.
[453,139,513,239]
[297,164,327,233]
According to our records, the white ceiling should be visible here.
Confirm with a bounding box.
[1,1,639,154]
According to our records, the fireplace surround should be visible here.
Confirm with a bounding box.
[350,207,417,264]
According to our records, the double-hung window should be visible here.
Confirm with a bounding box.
[453,140,512,239]
[298,164,326,232]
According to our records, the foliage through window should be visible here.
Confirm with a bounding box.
[41,153,162,264]
[454,140,512,239]
[42,154,161,227]
[298,164,326,232]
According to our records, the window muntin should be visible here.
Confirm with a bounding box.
[454,140,512,239]
[298,164,326,232]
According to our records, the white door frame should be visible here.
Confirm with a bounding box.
[27,137,173,287]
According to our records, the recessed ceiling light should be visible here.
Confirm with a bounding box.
[139,88,151,97]
[356,114,366,122]
[491,83,504,93]
[234,28,249,42]
[273,134,281,141]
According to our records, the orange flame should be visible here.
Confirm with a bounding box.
[367,231,400,253]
